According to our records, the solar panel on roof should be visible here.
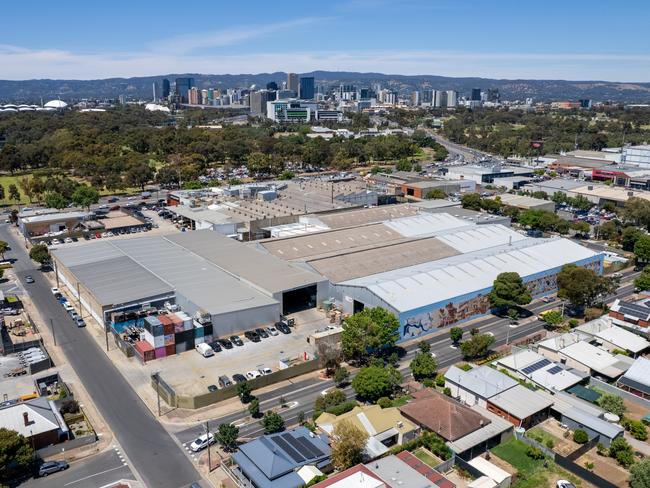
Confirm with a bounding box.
[547,365,563,375]
[521,358,551,375]
[619,302,650,318]
[291,434,324,459]
[271,435,305,463]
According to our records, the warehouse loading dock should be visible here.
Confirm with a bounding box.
[282,285,317,315]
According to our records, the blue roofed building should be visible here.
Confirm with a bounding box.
[232,426,331,488]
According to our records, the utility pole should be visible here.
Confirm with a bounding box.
[49,318,56,346]
[205,420,212,472]
[76,282,82,317]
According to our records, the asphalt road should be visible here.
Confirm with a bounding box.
[1,224,201,488]
[175,269,640,445]
[23,446,134,488]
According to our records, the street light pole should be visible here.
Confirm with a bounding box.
[206,421,212,472]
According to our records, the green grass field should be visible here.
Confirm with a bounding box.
[413,447,441,467]
[0,174,33,205]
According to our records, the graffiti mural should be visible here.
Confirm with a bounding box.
[400,258,602,341]
[402,293,491,339]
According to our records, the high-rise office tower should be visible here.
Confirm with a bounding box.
[250,90,275,115]
[421,89,433,105]
[299,77,315,100]
[152,82,157,101]
[471,88,482,101]
[446,90,458,107]
[161,79,170,99]
[266,81,278,91]
[175,77,195,103]
[487,88,500,103]
[287,73,299,93]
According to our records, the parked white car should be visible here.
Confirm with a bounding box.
[266,326,279,336]
[246,370,261,379]
[189,433,214,452]
[259,367,272,375]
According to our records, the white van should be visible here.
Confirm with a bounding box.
[195,343,214,358]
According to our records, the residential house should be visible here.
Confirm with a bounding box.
[0,397,68,449]
[617,356,650,400]
[609,298,650,332]
[444,365,517,408]
[495,349,585,392]
[316,405,418,458]
[575,318,650,357]
[231,427,331,488]
[485,385,553,428]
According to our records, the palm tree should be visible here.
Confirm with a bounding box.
[0,241,8,260]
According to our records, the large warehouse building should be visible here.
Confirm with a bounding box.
[52,207,603,344]
[52,231,327,335]
[260,210,603,342]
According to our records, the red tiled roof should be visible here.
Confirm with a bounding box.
[399,389,489,441]
[395,451,455,488]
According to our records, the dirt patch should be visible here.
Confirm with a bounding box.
[536,419,581,456]
[577,448,630,486]
[624,398,650,422]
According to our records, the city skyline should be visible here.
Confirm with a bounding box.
[2,0,650,81]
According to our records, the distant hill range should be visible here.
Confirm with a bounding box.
[2,71,650,103]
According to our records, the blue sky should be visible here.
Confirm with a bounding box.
[2,0,650,81]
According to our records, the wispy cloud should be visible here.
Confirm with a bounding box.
[2,45,650,82]
[151,17,326,55]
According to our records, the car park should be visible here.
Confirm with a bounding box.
[38,460,69,477]
[232,373,246,383]
[230,335,244,346]
[218,375,232,388]
[24,275,34,284]
[266,326,279,336]
[189,433,214,452]
[255,328,268,339]
[246,370,261,379]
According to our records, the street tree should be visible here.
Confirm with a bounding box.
[71,185,100,210]
[44,191,68,209]
[331,420,368,471]
[126,161,154,191]
[314,389,346,415]
[0,241,8,259]
[571,220,590,235]
[248,397,261,418]
[621,226,642,251]
[237,381,253,404]
[0,428,34,483]
[0,184,5,201]
[460,333,495,359]
[341,307,400,363]
[333,367,350,387]
[261,411,285,434]
[215,423,239,452]
[635,234,650,263]
[410,351,438,381]
[351,365,401,402]
[29,243,50,267]
[635,266,650,292]
[449,327,463,344]
[557,264,616,309]
[489,272,532,314]
[540,310,564,326]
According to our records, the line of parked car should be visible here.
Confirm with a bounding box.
[51,287,85,327]
[196,318,295,392]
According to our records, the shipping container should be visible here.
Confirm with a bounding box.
[203,334,213,344]
[165,344,176,356]
[194,324,204,338]
[164,334,175,346]
[175,329,193,344]
[158,315,174,335]
[134,341,155,362]
[177,311,193,331]
[153,334,165,348]
[155,346,166,359]
[170,313,184,334]
[194,336,205,346]
[144,315,162,334]
[203,324,213,336]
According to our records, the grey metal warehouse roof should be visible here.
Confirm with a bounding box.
[68,256,173,307]
[111,236,278,315]
[167,231,324,294]
[53,236,278,314]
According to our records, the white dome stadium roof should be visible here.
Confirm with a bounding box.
[144,103,170,113]
[44,100,68,109]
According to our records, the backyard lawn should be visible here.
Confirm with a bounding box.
[413,447,441,468]
[491,438,583,488]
